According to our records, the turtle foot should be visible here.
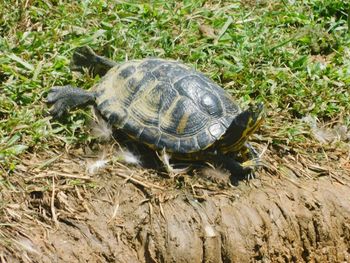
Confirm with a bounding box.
[70,46,117,77]
[47,85,95,118]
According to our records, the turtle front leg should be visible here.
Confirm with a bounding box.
[217,151,262,184]
[70,46,117,77]
[47,85,95,118]
[239,143,263,179]
[218,154,251,178]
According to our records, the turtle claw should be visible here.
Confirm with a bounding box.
[47,85,74,103]
[49,99,68,119]
[246,171,256,181]
[70,46,97,73]
[47,86,74,118]
[241,158,263,170]
[241,158,270,180]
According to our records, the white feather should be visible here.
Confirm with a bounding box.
[14,238,39,254]
[204,225,216,238]
[116,149,142,166]
[87,159,109,174]
[90,108,113,141]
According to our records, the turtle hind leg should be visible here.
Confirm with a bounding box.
[157,149,190,175]
[47,85,95,118]
[70,46,117,77]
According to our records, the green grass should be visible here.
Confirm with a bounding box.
[1,0,350,174]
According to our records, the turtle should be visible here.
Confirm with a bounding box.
[47,46,264,178]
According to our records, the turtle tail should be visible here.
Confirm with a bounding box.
[70,46,117,77]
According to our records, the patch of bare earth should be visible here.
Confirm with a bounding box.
[1,126,350,262]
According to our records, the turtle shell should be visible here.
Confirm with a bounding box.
[93,58,240,153]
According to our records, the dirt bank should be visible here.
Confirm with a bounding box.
[2,157,350,262]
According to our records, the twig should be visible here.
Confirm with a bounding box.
[29,171,91,181]
[115,170,165,190]
[330,172,346,185]
[281,175,308,190]
[159,203,166,220]
[51,177,59,227]
[0,252,6,263]
[34,154,62,170]
[122,171,137,185]
[109,203,120,223]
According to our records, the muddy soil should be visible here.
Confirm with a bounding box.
[2,162,350,263]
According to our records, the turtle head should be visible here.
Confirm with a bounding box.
[219,103,264,153]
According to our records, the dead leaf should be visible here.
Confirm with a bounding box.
[198,24,216,39]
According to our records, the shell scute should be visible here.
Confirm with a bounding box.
[174,75,224,118]
[139,126,161,147]
[119,65,136,79]
[151,62,189,82]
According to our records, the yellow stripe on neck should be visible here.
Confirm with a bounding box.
[220,117,263,153]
